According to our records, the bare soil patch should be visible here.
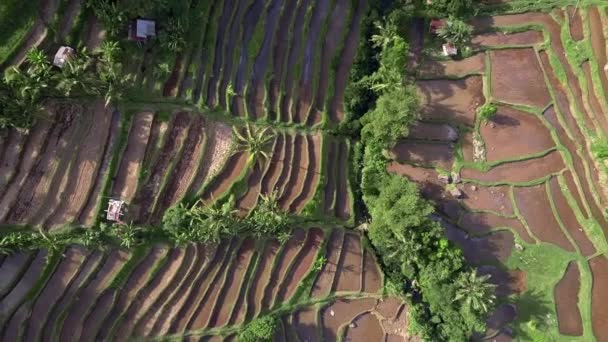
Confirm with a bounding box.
[236,160,268,215]
[323,140,338,215]
[60,250,129,341]
[408,122,459,142]
[209,239,256,329]
[154,116,206,220]
[0,131,25,194]
[344,312,384,341]
[312,229,344,298]
[22,247,86,341]
[387,162,442,199]
[335,140,351,219]
[329,0,366,123]
[419,53,485,78]
[548,177,596,256]
[279,134,307,209]
[334,233,363,292]
[589,7,608,111]
[481,105,554,162]
[514,183,574,251]
[473,30,543,48]
[589,255,608,341]
[478,265,527,297]
[460,184,513,215]
[260,134,286,195]
[278,228,324,302]
[582,61,608,136]
[459,212,533,243]
[290,134,322,213]
[566,6,583,40]
[262,229,307,311]
[201,151,248,204]
[390,141,454,169]
[361,249,382,293]
[112,112,154,201]
[114,247,187,341]
[490,48,550,108]
[274,134,294,197]
[554,261,583,336]
[293,307,319,341]
[418,76,484,126]
[321,298,377,341]
[461,150,565,183]
[444,224,514,265]
[246,239,281,321]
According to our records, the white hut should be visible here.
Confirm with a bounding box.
[53,46,75,68]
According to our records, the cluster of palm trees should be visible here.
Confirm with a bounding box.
[0,42,131,130]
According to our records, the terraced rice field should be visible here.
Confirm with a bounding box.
[390,6,608,340]
[0,228,414,340]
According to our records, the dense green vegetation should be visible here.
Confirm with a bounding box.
[0,0,40,65]
[237,315,279,342]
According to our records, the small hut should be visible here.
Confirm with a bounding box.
[442,42,458,56]
[105,199,126,222]
[129,19,156,42]
[53,46,75,68]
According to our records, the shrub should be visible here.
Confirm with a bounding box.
[437,18,474,47]
[477,103,497,123]
[592,141,608,160]
[238,315,278,342]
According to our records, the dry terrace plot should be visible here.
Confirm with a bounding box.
[0,229,397,340]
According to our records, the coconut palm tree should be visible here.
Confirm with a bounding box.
[437,18,473,47]
[454,268,496,314]
[233,124,275,163]
[370,19,399,50]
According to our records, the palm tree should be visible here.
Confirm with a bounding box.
[26,48,50,74]
[55,53,96,96]
[370,19,399,50]
[437,18,473,47]
[454,268,496,314]
[233,124,275,163]
[98,41,121,64]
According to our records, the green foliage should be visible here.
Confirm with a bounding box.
[426,0,475,18]
[237,315,278,342]
[233,124,275,164]
[477,103,497,123]
[312,255,327,272]
[437,18,474,47]
[0,0,40,64]
[591,141,608,160]
[454,269,496,315]
[158,17,188,53]
[360,85,419,148]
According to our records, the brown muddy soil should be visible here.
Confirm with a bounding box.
[246,239,281,321]
[260,134,286,195]
[277,228,324,302]
[418,76,484,126]
[278,134,307,209]
[113,247,187,341]
[45,102,112,228]
[390,141,454,170]
[589,7,608,112]
[481,105,555,162]
[262,229,307,311]
[21,247,86,341]
[387,162,442,199]
[472,30,543,48]
[112,112,154,201]
[343,312,384,341]
[460,184,513,215]
[236,160,268,215]
[461,150,565,183]
[478,265,527,297]
[589,255,608,341]
[408,122,459,142]
[0,131,25,194]
[566,6,583,41]
[335,140,351,219]
[459,212,533,243]
[321,298,377,341]
[311,0,349,123]
[490,48,550,108]
[293,307,319,341]
[59,250,129,341]
[201,151,248,204]
[334,233,363,292]
[361,249,382,293]
[582,61,608,137]
[444,224,514,265]
[554,261,583,336]
[290,134,322,213]
[329,0,366,123]
[514,183,574,251]
[208,240,256,329]
[418,53,485,79]
[312,230,344,298]
[548,177,596,256]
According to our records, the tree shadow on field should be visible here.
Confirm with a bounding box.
[512,290,554,341]
[490,113,520,127]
